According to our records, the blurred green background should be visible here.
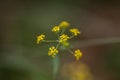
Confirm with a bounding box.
[1,0,120,80]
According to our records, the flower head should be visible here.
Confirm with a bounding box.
[36,21,83,60]
[36,34,45,44]
[74,49,82,60]
[59,21,70,28]
[70,28,80,36]
[48,46,58,58]
[59,34,69,43]
[52,26,60,33]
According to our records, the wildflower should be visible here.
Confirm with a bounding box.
[59,21,70,28]
[70,28,80,36]
[74,49,82,60]
[59,34,69,43]
[36,34,45,44]
[36,21,83,60]
[48,46,58,58]
[52,26,60,33]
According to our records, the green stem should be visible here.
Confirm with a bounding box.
[67,48,74,55]
[56,32,60,39]
[52,54,59,80]
[60,28,66,35]
[56,42,61,49]
[69,35,75,39]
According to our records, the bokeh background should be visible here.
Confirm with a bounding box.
[1,0,120,80]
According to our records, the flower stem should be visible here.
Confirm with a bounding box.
[60,28,66,35]
[56,42,61,49]
[69,35,75,39]
[67,48,74,55]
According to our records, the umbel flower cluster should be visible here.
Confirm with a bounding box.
[36,21,82,60]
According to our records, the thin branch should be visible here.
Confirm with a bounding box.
[69,35,75,39]
[60,28,66,35]
[67,48,74,55]
[56,42,61,49]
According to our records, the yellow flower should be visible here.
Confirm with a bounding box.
[59,21,70,28]
[59,34,69,43]
[36,34,45,44]
[48,46,58,58]
[52,26,60,32]
[74,49,82,60]
[70,28,81,36]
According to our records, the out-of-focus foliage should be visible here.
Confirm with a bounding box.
[105,43,120,72]
[0,55,51,80]
[1,0,120,80]
[60,62,94,80]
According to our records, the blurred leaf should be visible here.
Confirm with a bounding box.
[0,55,51,80]
[105,43,120,73]
[73,37,120,48]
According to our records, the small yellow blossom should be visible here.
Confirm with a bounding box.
[52,26,60,32]
[74,49,82,60]
[70,28,80,36]
[59,21,70,28]
[36,34,45,44]
[48,46,58,58]
[59,34,69,43]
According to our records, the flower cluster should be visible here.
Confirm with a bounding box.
[36,34,45,44]
[59,21,70,28]
[70,28,81,36]
[52,26,60,32]
[36,21,82,60]
[59,34,70,43]
[48,46,58,58]
[74,49,82,60]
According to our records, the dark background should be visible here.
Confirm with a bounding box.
[0,0,120,80]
